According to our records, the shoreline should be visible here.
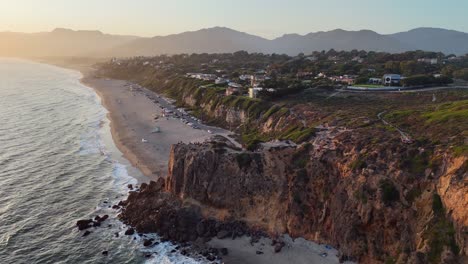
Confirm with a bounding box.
[43,60,349,264]
[76,68,235,180]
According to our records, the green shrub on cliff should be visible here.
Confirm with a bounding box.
[236,153,252,168]
[379,179,400,205]
[426,194,460,263]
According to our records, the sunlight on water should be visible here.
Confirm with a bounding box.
[0,59,205,264]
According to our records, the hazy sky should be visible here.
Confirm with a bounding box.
[1,0,467,39]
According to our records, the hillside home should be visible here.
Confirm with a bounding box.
[383,74,402,86]
[369,78,382,84]
[226,82,243,96]
[249,87,276,98]
[417,58,438,64]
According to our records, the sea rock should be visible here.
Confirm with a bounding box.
[98,215,109,222]
[76,219,93,230]
[102,251,108,256]
[83,231,92,237]
[125,228,135,236]
[143,239,153,247]
[274,241,285,253]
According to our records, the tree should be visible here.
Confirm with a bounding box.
[453,68,468,81]
[401,75,453,87]
[385,61,400,73]
[441,65,455,77]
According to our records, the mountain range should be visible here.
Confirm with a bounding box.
[1,27,467,58]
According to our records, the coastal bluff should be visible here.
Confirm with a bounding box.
[121,134,467,263]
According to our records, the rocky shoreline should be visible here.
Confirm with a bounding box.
[117,178,291,262]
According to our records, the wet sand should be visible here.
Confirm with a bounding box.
[208,236,350,264]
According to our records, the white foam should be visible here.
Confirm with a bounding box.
[77,75,207,264]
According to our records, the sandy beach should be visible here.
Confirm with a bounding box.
[208,236,349,264]
[80,75,235,179]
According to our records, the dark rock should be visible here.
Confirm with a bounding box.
[76,219,93,230]
[143,239,153,247]
[115,232,119,237]
[102,251,108,256]
[125,228,135,236]
[83,231,92,237]
[145,254,152,258]
[127,184,133,190]
[274,241,285,253]
[112,205,120,210]
[220,248,228,256]
[216,230,230,239]
[256,251,264,255]
[99,215,109,222]
[209,248,219,255]
[93,221,101,227]
[206,255,216,261]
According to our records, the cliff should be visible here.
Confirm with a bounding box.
[163,131,467,263]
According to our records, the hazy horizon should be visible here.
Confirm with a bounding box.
[1,0,467,39]
[2,25,468,40]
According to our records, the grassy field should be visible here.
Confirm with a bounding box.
[352,84,385,88]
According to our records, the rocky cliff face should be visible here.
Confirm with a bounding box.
[165,130,467,263]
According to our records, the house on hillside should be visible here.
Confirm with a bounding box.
[249,87,276,98]
[226,82,243,96]
[418,58,438,64]
[383,74,403,86]
[329,75,356,85]
[240,75,254,81]
[215,78,229,84]
[369,78,382,84]
[352,56,364,63]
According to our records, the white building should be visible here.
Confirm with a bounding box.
[239,74,254,81]
[383,74,403,86]
[215,78,229,84]
[418,58,438,65]
[249,87,276,98]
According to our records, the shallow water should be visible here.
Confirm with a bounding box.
[0,59,206,264]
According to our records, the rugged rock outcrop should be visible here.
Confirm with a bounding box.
[120,178,265,248]
[162,132,467,263]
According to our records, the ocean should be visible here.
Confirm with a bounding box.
[0,59,207,264]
